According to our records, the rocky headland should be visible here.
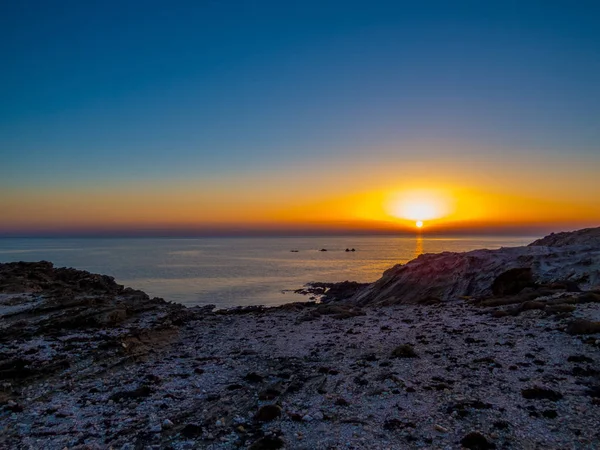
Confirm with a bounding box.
[1,228,600,449]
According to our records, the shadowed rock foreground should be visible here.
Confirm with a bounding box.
[1,227,600,449]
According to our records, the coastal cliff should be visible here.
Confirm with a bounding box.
[351,227,600,306]
[1,228,600,449]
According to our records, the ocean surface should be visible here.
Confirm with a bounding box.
[0,236,536,307]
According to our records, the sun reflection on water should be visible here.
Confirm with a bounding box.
[414,234,424,259]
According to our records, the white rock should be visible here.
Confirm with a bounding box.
[352,239,600,306]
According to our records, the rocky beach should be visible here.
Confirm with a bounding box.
[1,228,600,449]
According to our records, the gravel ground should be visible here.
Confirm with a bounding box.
[2,295,599,449]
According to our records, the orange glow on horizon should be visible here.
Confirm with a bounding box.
[2,144,599,235]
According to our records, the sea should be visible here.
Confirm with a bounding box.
[0,235,536,308]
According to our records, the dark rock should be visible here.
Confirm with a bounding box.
[545,304,576,314]
[244,372,264,383]
[493,420,509,430]
[571,366,599,377]
[353,376,368,386]
[461,432,496,449]
[383,418,416,431]
[109,385,153,402]
[491,268,533,296]
[391,344,418,358]
[334,397,350,406]
[297,281,370,303]
[258,385,282,400]
[446,400,492,418]
[181,423,203,438]
[3,403,24,413]
[254,404,282,422]
[586,386,600,398]
[578,292,600,303]
[542,409,558,419]
[521,387,563,401]
[567,354,594,363]
[249,435,285,450]
[566,319,600,335]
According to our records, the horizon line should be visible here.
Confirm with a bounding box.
[0,227,573,239]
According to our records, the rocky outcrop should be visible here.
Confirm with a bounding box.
[351,227,600,306]
[0,261,188,385]
[528,227,600,247]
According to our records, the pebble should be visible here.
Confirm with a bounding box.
[149,424,162,433]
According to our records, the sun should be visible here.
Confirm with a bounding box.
[386,189,453,224]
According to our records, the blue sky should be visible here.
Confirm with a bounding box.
[1,1,599,234]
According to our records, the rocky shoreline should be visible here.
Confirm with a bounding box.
[1,228,600,449]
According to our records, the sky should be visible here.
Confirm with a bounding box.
[1,0,599,236]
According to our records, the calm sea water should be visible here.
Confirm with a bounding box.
[0,236,535,307]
